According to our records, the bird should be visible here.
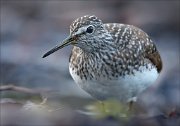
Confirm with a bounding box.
[43,15,162,104]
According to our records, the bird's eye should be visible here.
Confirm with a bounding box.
[86,26,94,33]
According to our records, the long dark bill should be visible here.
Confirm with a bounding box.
[42,36,74,58]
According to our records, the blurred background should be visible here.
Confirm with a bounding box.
[1,0,180,112]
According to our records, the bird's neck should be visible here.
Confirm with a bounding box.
[71,46,115,62]
[70,46,117,80]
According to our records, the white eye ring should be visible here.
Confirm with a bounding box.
[86,25,94,34]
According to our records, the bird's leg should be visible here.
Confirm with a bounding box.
[128,100,133,111]
[99,101,106,113]
[127,97,137,111]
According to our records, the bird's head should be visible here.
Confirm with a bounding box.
[43,15,112,58]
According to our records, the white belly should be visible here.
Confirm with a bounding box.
[69,65,159,102]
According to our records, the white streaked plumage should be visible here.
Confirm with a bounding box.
[70,64,158,102]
